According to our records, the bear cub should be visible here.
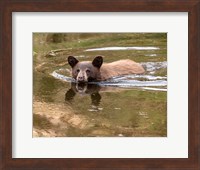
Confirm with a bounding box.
[68,56,145,83]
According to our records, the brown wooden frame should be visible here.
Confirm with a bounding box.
[0,0,200,170]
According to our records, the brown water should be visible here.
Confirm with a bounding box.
[33,33,167,137]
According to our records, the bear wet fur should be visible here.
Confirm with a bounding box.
[68,56,145,83]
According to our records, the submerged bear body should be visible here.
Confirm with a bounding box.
[68,56,145,83]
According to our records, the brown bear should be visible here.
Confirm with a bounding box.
[68,56,145,83]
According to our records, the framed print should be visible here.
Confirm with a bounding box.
[1,0,200,170]
[13,14,186,159]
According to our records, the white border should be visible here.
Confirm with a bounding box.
[12,12,188,158]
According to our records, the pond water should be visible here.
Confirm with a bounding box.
[33,33,167,137]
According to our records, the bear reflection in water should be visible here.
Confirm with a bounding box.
[65,83,102,108]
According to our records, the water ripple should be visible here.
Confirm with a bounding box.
[85,46,159,51]
[51,70,167,91]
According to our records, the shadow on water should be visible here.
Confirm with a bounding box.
[65,83,102,107]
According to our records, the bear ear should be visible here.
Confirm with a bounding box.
[68,56,79,68]
[92,56,103,68]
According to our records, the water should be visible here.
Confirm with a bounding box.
[33,33,167,137]
[85,46,160,51]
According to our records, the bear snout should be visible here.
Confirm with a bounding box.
[77,76,85,82]
[76,70,88,83]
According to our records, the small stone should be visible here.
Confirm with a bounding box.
[118,134,124,137]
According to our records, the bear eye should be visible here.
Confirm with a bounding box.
[76,69,80,73]
[86,69,91,73]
